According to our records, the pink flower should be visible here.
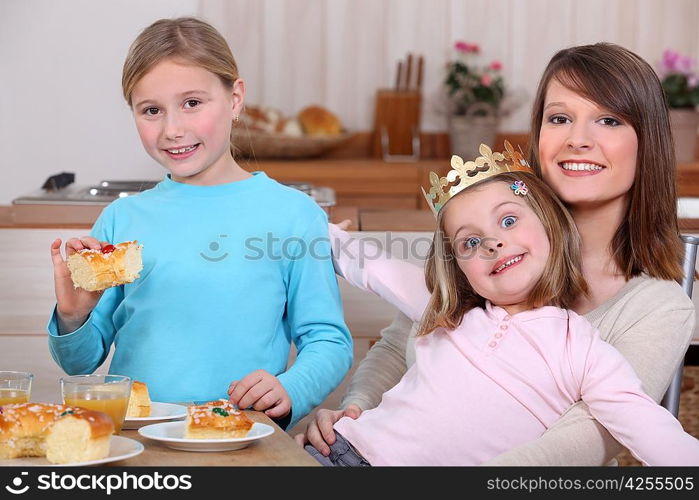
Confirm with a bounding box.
[454,41,481,54]
[480,74,493,86]
[662,49,681,72]
[454,41,470,53]
[489,60,502,71]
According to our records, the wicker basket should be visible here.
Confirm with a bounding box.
[232,130,352,159]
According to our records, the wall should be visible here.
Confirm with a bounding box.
[2,0,699,204]
[0,0,200,205]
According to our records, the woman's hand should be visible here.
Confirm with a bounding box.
[227,369,291,419]
[50,237,107,332]
[293,404,362,455]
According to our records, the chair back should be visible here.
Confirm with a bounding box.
[660,234,699,417]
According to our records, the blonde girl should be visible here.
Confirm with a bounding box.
[48,17,352,429]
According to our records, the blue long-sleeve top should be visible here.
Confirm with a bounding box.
[47,172,352,428]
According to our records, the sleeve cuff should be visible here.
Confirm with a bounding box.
[47,305,91,340]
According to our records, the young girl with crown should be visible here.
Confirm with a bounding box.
[299,43,695,465]
[303,143,699,466]
[47,17,352,429]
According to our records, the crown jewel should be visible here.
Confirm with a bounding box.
[422,141,533,217]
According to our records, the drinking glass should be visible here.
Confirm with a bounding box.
[0,371,33,404]
[60,374,131,434]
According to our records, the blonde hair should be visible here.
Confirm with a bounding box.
[529,43,683,282]
[121,17,240,154]
[418,172,589,336]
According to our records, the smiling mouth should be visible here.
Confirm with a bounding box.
[200,252,228,262]
[164,144,200,156]
[491,254,524,275]
[558,161,605,173]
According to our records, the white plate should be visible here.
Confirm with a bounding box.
[138,421,274,452]
[0,435,144,467]
[122,402,187,430]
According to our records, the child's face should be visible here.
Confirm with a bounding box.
[130,59,243,184]
[538,79,638,208]
[442,181,550,312]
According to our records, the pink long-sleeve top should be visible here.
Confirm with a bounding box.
[330,225,699,466]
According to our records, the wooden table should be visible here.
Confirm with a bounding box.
[115,411,319,466]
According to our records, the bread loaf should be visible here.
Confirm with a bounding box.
[298,105,342,136]
[67,241,142,292]
[126,381,151,418]
[0,403,113,464]
[185,400,253,439]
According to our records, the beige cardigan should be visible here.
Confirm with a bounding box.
[341,276,695,465]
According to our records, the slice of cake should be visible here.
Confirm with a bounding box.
[0,403,113,464]
[126,381,151,418]
[67,241,143,292]
[185,400,253,439]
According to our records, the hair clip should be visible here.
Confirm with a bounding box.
[511,180,528,196]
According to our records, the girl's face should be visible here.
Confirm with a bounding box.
[442,181,550,313]
[130,59,243,185]
[538,79,638,209]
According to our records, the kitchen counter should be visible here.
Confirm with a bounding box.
[6,159,699,227]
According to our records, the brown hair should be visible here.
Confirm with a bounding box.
[121,17,241,154]
[529,43,683,282]
[418,172,589,336]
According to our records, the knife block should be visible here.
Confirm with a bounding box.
[370,90,421,159]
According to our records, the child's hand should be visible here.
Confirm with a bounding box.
[227,369,291,419]
[336,219,353,231]
[50,237,107,331]
[293,405,362,456]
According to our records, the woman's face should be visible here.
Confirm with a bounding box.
[538,79,638,209]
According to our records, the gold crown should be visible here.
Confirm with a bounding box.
[422,141,533,217]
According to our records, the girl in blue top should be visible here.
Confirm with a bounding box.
[47,17,352,429]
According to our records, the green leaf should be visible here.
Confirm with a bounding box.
[212,407,229,417]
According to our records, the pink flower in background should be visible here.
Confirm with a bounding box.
[661,49,695,76]
[662,49,681,72]
[446,40,511,115]
[657,48,699,109]
[454,41,480,54]
[454,41,470,53]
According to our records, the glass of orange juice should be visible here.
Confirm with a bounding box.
[0,371,33,405]
[60,374,131,434]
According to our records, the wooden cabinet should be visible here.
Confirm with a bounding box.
[241,158,451,210]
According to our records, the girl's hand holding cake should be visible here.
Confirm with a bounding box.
[50,237,141,333]
[51,236,107,333]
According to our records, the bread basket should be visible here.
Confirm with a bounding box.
[232,129,352,159]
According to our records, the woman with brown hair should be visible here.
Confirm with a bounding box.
[298,43,696,465]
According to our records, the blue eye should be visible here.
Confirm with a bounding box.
[465,236,481,248]
[501,215,517,228]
